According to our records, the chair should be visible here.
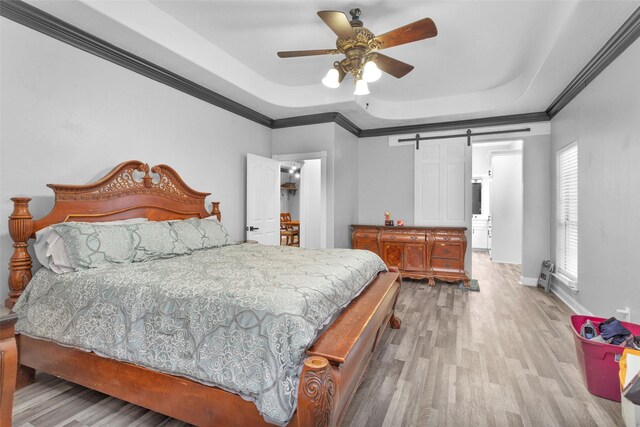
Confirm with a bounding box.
[280,212,299,246]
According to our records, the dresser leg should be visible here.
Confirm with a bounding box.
[389,314,402,329]
[428,277,436,287]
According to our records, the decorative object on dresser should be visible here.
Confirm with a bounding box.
[7,160,402,427]
[352,225,470,287]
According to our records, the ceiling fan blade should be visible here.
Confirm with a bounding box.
[374,54,414,78]
[317,11,355,39]
[374,18,437,49]
[277,49,338,58]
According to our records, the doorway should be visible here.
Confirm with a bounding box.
[471,140,523,271]
[273,153,326,249]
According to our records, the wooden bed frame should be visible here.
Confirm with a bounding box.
[5,160,402,427]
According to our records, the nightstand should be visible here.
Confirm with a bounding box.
[0,307,18,427]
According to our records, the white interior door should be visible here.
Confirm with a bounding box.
[489,152,523,263]
[246,153,280,245]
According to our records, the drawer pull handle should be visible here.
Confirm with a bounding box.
[411,236,417,240]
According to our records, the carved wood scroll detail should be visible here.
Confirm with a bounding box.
[298,356,336,427]
[96,164,149,194]
[51,161,208,204]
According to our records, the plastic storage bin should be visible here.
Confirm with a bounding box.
[570,315,640,402]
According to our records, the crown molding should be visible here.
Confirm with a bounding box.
[272,112,360,136]
[2,0,638,136]
[546,6,640,118]
[0,0,273,127]
[271,112,337,129]
[333,113,361,136]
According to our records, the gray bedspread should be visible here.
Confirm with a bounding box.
[14,243,387,425]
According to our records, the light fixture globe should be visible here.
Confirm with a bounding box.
[322,68,340,88]
[363,61,381,82]
[354,79,370,95]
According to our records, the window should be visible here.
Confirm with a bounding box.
[556,142,578,281]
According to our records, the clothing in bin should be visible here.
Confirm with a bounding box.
[580,317,640,348]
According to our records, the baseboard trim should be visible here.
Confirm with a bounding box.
[520,276,538,286]
[550,282,593,315]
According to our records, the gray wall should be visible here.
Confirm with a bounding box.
[0,18,272,303]
[522,135,551,280]
[358,136,414,225]
[550,38,640,320]
[333,125,359,248]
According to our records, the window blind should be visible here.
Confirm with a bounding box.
[557,143,578,280]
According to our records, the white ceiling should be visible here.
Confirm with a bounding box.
[27,0,640,129]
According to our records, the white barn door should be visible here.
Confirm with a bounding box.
[414,137,471,227]
[246,153,280,245]
[414,137,472,273]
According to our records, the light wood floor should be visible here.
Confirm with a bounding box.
[12,252,623,426]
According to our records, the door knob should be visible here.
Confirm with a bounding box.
[246,226,260,231]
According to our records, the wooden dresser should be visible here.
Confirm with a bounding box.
[352,225,470,286]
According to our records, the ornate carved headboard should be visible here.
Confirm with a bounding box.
[6,160,221,308]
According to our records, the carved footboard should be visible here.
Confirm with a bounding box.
[297,357,337,427]
[15,269,401,427]
[296,269,402,427]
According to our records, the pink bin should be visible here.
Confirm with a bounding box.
[570,315,640,401]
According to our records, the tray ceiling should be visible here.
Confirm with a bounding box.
[26,0,640,129]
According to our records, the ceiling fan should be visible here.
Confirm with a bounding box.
[277,8,437,95]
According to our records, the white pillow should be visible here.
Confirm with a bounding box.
[34,218,148,273]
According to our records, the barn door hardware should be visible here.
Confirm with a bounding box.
[399,127,531,149]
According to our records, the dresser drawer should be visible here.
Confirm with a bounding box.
[431,258,463,272]
[380,232,425,243]
[353,230,378,241]
[432,243,462,259]
[434,235,464,244]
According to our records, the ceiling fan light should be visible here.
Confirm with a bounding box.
[322,68,340,88]
[363,61,382,82]
[354,79,370,96]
